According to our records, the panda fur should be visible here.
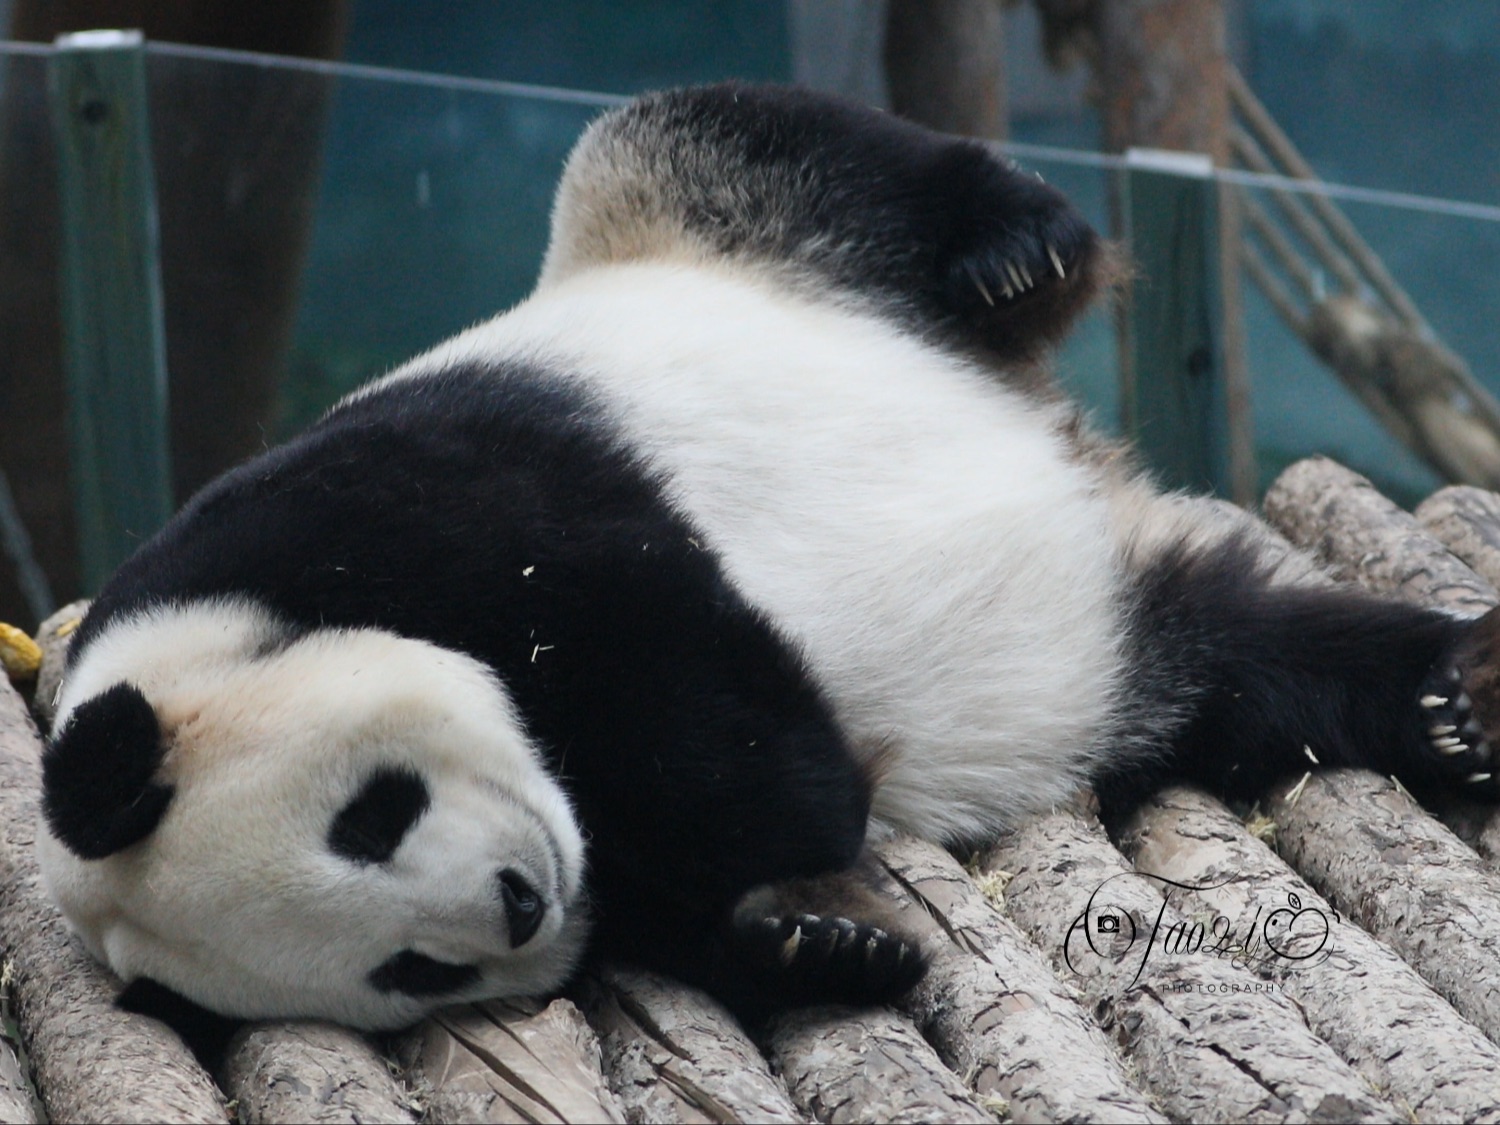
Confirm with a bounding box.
[35,83,1500,1037]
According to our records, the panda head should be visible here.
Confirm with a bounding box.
[35,600,588,1030]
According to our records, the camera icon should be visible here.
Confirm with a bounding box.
[1095,913,1121,934]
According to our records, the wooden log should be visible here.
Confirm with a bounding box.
[1261,455,1497,613]
[579,967,801,1124]
[764,1005,993,1125]
[1417,485,1500,595]
[222,1021,416,1125]
[875,837,1167,1124]
[403,997,624,1125]
[0,678,228,1123]
[1269,769,1500,1050]
[1121,785,1500,1122]
[0,1038,38,1125]
[984,809,1400,1123]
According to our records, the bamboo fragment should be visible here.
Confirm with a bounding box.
[405,997,624,1125]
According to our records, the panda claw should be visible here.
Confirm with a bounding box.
[1048,243,1066,279]
[1430,724,1457,737]
[965,263,996,307]
[1422,694,1449,709]
[1470,772,1494,785]
[779,924,803,965]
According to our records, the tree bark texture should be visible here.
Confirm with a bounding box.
[1269,769,1500,1053]
[1121,785,1500,1123]
[1263,456,1498,614]
[1417,484,1500,593]
[221,1021,417,1125]
[578,967,803,1125]
[764,1004,993,1125]
[984,809,1400,1123]
[875,836,1167,1123]
[0,678,226,1123]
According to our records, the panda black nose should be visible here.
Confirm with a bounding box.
[497,868,546,948]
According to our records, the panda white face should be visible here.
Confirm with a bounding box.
[36,601,589,1029]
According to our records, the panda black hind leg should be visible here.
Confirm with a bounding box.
[1093,491,1500,817]
[543,82,1117,371]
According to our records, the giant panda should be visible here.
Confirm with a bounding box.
[34,83,1500,1041]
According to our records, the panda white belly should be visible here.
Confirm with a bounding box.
[380,262,1126,841]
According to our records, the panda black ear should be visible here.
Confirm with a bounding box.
[41,682,174,859]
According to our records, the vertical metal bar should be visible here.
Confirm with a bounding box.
[49,29,172,593]
[1119,147,1231,496]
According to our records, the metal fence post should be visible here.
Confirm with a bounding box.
[1118,147,1232,496]
[49,29,172,592]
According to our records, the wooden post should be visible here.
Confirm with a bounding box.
[49,29,171,593]
[1119,147,1230,494]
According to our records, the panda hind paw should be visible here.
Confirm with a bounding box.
[734,911,928,1006]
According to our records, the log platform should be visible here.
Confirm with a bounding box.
[8,456,1500,1123]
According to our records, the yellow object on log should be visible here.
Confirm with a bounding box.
[0,623,42,682]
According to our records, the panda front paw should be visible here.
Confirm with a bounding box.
[733,911,927,1007]
[1418,665,1495,792]
[955,205,1092,309]
[1422,605,1500,796]
[935,171,1108,362]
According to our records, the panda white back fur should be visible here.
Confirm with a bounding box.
[36,83,1500,1044]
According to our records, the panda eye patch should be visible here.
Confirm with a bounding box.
[328,767,430,865]
[368,949,480,997]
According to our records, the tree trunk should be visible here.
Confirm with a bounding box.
[883,0,1007,139]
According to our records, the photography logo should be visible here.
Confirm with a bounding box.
[1063,873,1339,989]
